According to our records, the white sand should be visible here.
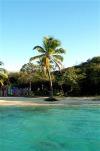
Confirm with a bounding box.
[0,100,63,106]
[0,96,100,106]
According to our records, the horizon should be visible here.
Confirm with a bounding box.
[0,0,100,72]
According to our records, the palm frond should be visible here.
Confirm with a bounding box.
[52,58,62,71]
[53,55,63,62]
[53,57,63,68]
[30,36,65,75]
[0,79,4,86]
[48,48,55,54]
[43,37,49,51]
[43,36,61,50]
[51,39,61,49]
[0,62,8,85]
[0,72,8,79]
[30,54,44,62]
[33,46,45,53]
[55,48,66,54]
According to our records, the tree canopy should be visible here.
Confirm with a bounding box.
[0,61,8,86]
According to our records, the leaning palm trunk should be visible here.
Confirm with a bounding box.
[47,69,53,98]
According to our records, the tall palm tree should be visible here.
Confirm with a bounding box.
[30,36,65,99]
[0,61,8,86]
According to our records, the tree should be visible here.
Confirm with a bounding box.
[62,67,86,95]
[30,36,65,99]
[20,63,37,91]
[0,61,8,86]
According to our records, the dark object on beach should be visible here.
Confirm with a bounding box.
[44,97,58,101]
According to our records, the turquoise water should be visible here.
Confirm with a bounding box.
[0,106,100,151]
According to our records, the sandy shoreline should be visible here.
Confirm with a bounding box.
[0,100,63,106]
[0,97,100,106]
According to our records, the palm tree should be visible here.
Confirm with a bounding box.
[0,61,8,86]
[30,36,65,99]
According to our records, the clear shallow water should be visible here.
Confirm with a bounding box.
[0,106,100,151]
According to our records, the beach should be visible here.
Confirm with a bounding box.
[0,97,100,106]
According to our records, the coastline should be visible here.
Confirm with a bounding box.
[0,100,63,106]
[0,96,100,106]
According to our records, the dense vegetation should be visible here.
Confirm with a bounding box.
[1,56,100,97]
[0,36,100,97]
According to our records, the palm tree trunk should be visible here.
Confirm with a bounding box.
[47,69,53,98]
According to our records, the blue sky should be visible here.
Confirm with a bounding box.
[0,0,100,71]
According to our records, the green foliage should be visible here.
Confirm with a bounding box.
[30,36,65,72]
[8,72,20,86]
[29,36,65,98]
[18,56,100,96]
[0,61,8,86]
[20,63,37,73]
[1,52,100,96]
[54,56,100,96]
[74,56,100,95]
